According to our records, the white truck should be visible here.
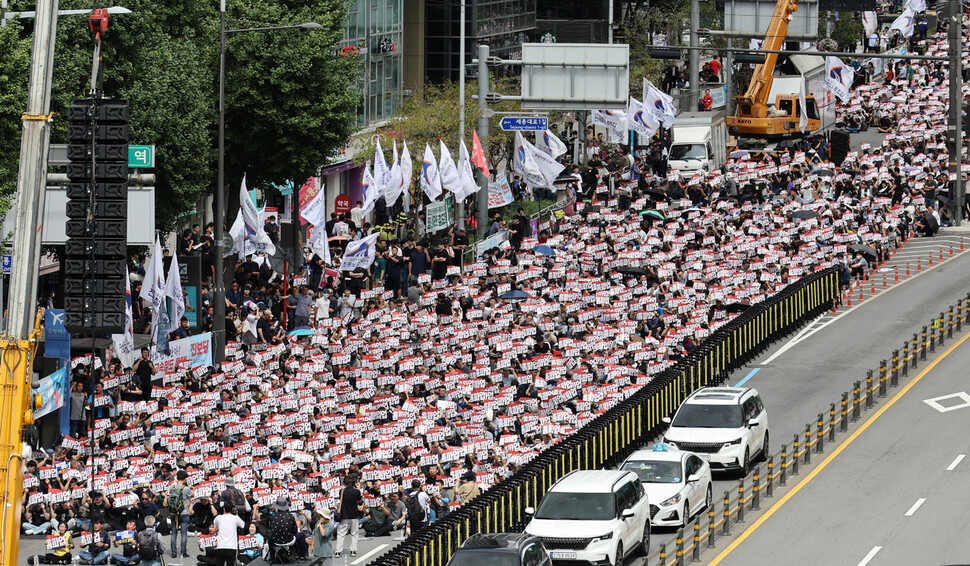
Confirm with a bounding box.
[667,110,729,174]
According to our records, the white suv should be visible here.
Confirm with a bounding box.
[524,470,650,566]
[661,387,769,476]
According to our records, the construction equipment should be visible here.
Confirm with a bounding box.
[726,0,822,137]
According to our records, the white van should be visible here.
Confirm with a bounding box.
[667,111,728,174]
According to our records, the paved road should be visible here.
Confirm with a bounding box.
[709,311,970,566]
[18,230,970,566]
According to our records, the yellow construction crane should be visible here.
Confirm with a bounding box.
[726,0,822,137]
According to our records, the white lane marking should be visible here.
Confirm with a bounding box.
[946,454,965,471]
[352,544,389,565]
[923,392,970,413]
[761,246,970,365]
[857,546,882,566]
[904,498,926,516]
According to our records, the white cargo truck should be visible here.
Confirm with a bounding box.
[667,110,729,174]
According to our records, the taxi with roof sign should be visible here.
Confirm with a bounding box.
[619,444,713,528]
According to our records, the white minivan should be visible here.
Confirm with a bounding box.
[661,387,769,477]
[524,470,650,566]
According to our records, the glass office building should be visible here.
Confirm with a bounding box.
[342,0,404,127]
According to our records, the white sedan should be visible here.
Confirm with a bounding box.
[619,445,713,527]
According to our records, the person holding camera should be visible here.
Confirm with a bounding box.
[212,503,244,566]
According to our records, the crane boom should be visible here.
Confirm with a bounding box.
[738,0,799,110]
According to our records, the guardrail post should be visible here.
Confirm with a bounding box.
[780,445,788,485]
[722,490,731,535]
[659,543,667,566]
[766,455,774,498]
[921,326,928,360]
[879,360,887,398]
[791,434,799,475]
[902,341,910,376]
[865,370,874,409]
[891,350,899,387]
[693,520,701,561]
[841,393,849,432]
[948,307,954,338]
[852,381,861,421]
[937,312,945,348]
[737,483,745,523]
[958,301,963,332]
[707,505,716,548]
[804,425,812,465]
[829,403,836,442]
[816,413,824,453]
[676,528,685,566]
[752,468,761,510]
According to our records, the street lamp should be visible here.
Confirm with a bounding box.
[213,0,320,364]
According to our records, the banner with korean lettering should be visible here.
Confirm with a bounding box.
[150,332,212,375]
[426,195,454,233]
[487,176,515,209]
[35,367,69,418]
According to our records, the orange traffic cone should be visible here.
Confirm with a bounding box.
[894,267,899,284]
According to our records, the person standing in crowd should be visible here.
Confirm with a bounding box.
[333,476,363,559]
[164,470,193,559]
[311,509,335,566]
[131,348,155,402]
[212,503,244,566]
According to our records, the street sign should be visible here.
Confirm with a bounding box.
[335,195,352,214]
[1,255,10,275]
[128,145,155,168]
[500,116,549,131]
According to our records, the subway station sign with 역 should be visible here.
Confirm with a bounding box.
[128,145,155,168]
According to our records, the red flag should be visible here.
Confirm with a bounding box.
[471,130,490,179]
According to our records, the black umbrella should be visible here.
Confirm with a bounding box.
[584,204,602,213]
[724,302,750,313]
[923,210,939,234]
[816,169,835,178]
[499,290,530,301]
[791,210,819,220]
[849,243,877,257]
[616,266,647,276]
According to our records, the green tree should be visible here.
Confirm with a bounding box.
[2,0,359,233]
[0,20,33,222]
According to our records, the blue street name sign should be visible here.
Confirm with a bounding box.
[499,116,549,131]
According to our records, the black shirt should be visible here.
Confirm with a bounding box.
[256,318,273,342]
[133,358,154,401]
[339,486,363,520]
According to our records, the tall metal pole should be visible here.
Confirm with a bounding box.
[476,44,490,236]
[608,0,614,44]
[8,0,57,338]
[689,0,700,111]
[213,0,227,364]
[725,37,734,115]
[948,0,964,226]
[458,0,466,230]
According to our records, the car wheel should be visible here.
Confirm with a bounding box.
[759,432,770,462]
[613,541,624,566]
[704,484,713,511]
[740,447,750,477]
[638,521,651,556]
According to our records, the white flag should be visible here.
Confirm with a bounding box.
[592,110,628,143]
[628,97,660,139]
[111,276,134,369]
[339,233,380,272]
[373,140,391,204]
[862,11,878,36]
[890,8,915,37]
[905,0,925,12]
[420,143,442,201]
[458,139,481,199]
[300,181,331,264]
[139,238,166,320]
[384,141,403,205]
[361,165,378,216]
[534,129,568,158]
[399,141,413,207]
[824,56,854,103]
[438,139,462,196]
[798,77,809,133]
[164,254,185,327]
[644,80,677,128]
[238,175,276,256]
[529,142,566,189]
[513,131,547,188]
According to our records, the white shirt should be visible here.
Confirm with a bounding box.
[214,514,245,549]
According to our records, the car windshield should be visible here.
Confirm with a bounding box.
[672,403,743,428]
[669,143,707,160]
[535,492,615,521]
[620,460,683,483]
[447,551,519,566]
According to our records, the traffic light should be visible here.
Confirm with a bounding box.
[64,98,129,333]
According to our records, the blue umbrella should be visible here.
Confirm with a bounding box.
[499,290,530,300]
[534,245,556,256]
[287,326,315,337]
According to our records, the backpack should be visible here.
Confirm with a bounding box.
[137,529,160,560]
[405,494,425,524]
[168,485,185,515]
